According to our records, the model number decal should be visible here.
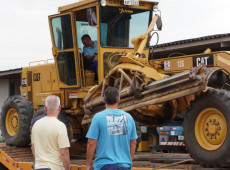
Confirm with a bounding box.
[193,54,214,67]
[164,61,170,70]
[33,73,40,81]
[22,78,27,87]
[177,60,184,68]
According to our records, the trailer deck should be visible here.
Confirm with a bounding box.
[1,143,230,170]
[0,143,209,170]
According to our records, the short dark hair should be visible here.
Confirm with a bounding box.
[81,34,91,41]
[104,87,120,105]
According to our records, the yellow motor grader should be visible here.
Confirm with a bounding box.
[1,0,230,168]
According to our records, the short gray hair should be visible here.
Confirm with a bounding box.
[104,87,120,105]
[45,95,60,111]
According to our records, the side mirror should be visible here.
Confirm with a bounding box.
[155,14,162,30]
[86,8,97,26]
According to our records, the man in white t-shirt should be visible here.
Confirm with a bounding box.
[31,95,70,170]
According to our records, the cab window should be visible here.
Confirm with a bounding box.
[100,7,151,48]
[51,15,73,50]
[57,52,77,85]
[76,8,97,50]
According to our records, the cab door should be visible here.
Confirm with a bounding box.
[48,13,80,88]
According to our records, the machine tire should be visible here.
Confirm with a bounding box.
[32,107,72,140]
[58,111,72,140]
[184,89,230,167]
[0,163,8,170]
[1,95,33,146]
[32,106,46,121]
[131,102,175,127]
[135,122,142,151]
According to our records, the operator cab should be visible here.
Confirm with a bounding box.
[49,0,159,89]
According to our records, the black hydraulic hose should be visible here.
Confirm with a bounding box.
[149,32,159,64]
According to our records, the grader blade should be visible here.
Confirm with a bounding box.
[82,64,220,124]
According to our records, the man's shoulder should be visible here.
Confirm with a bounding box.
[93,109,132,118]
[36,117,64,126]
[83,46,88,51]
[121,110,134,120]
[92,110,109,121]
[33,116,46,126]
[117,109,130,116]
[53,118,66,127]
[94,110,106,117]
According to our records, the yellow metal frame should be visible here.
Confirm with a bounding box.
[0,148,33,170]
[153,51,230,74]
[58,0,157,13]
[137,141,149,152]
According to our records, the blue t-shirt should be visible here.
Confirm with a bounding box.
[83,41,98,62]
[86,109,137,170]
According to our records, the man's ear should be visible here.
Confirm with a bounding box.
[103,98,106,104]
[58,105,61,111]
[117,98,120,104]
[45,106,48,112]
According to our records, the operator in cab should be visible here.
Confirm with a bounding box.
[81,34,98,71]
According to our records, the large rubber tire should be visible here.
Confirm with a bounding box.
[0,163,8,170]
[32,106,46,121]
[32,107,72,140]
[58,111,72,140]
[1,95,33,146]
[130,102,175,127]
[135,122,142,151]
[184,89,230,167]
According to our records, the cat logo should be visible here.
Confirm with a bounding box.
[33,73,41,82]
[193,54,214,67]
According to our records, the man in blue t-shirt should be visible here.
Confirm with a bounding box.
[81,34,98,70]
[86,87,137,170]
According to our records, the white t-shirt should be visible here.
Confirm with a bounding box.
[31,116,70,170]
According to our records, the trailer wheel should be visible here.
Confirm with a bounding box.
[148,127,159,146]
[32,107,72,140]
[1,96,33,146]
[184,89,230,167]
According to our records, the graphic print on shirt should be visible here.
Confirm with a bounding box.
[106,114,128,135]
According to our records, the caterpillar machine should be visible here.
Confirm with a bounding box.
[1,0,230,169]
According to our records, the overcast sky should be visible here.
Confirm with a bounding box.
[0,0,230,71]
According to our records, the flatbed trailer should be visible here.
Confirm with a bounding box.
[0,143,222,170]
